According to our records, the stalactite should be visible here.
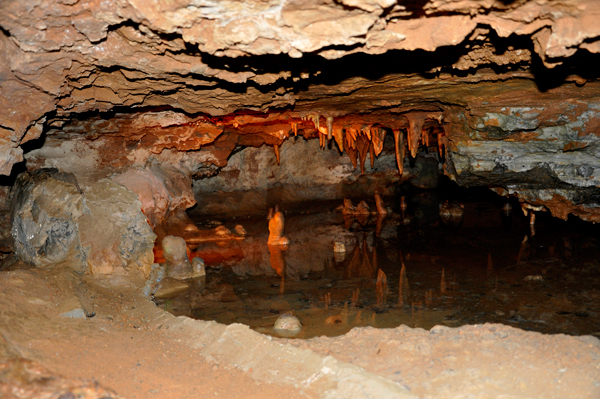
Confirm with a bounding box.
[319,129,324,148]
[348,127,358,142]
[345,130,358,169]
[332,127,344,152]
[273,144,280,165]
[371,126,387,156]
[405,114,425,158]
[423,127,431,147]
[392,128,405,176]
[369,140,375,169]
[357,132,370,175]
[291,122,298,136]
[326,116,333,141]
[306,113,320,131]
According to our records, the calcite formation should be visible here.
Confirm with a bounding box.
[0,0,600,222]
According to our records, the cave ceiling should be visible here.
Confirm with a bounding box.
[2,0,600,220]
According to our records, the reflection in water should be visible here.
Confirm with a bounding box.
[268,244,287,295]
[155,191,600,339]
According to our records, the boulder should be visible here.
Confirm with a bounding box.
[78,179,156,276]
[10,169,86,269]
[10,169,156,276]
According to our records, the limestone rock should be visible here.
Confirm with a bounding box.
[10,169,156,276]
[192,257,206,278]
[274,314,302,337]
[78,179,156,276]
[162,235,193,280]
[112,163,196,228]
[10,169,86,269]
[143,263,167,297]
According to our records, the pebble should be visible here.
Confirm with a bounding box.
[274,314,302,336]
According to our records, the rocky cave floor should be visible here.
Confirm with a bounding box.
[1,195,600,399]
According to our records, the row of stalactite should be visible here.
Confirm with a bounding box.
[274,111,447,175]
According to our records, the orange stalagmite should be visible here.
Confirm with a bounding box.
[267,211,290,246]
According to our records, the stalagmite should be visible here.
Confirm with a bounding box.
[273,144,280,165]
[357,132,370,175]
[268,211,290,246]
[392,129,405,175]
[376,269,389,307]
[326,116,333,141]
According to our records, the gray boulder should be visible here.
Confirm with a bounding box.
[10,168,156,276]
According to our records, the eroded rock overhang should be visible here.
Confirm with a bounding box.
[2,0,600,221]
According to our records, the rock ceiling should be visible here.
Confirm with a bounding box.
[2,0,600,220]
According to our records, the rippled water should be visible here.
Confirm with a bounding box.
[156,186,600,339]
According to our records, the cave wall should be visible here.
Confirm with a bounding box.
[2,0,600,220]
[192,135,404,216]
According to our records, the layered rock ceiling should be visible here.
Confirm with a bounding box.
[2,0,600,220]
